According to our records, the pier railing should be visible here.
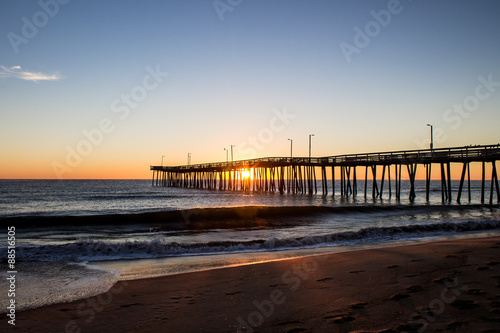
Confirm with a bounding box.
[153,144,500,171]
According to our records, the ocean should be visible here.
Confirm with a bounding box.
[1,179,499,312]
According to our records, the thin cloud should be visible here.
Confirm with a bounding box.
[0,65,62,83]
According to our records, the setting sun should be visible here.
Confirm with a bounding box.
[242,170,251,179]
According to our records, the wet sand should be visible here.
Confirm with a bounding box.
[9,236,500,332]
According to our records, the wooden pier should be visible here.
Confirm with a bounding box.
[151,144,500,203]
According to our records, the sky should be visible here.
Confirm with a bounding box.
[1,0,499,179]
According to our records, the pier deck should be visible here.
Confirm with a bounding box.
[151,144,500,203]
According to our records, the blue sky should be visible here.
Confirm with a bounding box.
[1,0,499,178]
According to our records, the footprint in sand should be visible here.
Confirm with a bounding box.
[317,277,334,282]
[396,322,424,332]
[325,314,356,323]
[407,285,424,293]
[477,266,491,271]
[446,321,468,330]
[466,288,486,295]
[276,320,302,326]
[349,270,365,274]
[450,299,479,310]
[390,293,410,301]
[432,277,454,284]
[491,275,500,286]
[490,301,500,308]
[403,274,419,278]
[386,265,400,269]
[490,308,500,315]
[349,302,368,309]
[120,302,144,308]
[276,321,309,333]
[416,306,437,317]
[286,328,308,333]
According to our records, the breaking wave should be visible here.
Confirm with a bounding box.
[9,219,500,262]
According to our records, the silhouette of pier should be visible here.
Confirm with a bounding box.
[151,144,500,203]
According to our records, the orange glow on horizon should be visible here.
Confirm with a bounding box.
[1,154,497,181]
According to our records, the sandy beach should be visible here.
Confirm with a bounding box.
[8,236,500,332]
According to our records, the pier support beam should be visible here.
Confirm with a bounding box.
[371,165,379,199]
[380,165,386,199]
[331,166,335,197]
[457,162,470,203]
[407,163,417,202]
[491,161,500,204]
[321,166,328,195]
[395,164,402,201]
[425,164,432,202]
[364,166,368,199]
[481,161,486,204]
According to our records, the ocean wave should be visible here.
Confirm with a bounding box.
[86,194,178,200]
[2,204,497,229]
[7,219,500,262]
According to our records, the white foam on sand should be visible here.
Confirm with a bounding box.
[0,262,119,313]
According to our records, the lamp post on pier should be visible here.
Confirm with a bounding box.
[309,134,315,162]
[224,148,228,162]
[288,138,293,159]
[427,124,434,150]
[187,153,191,165]
[161,155,165,166]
